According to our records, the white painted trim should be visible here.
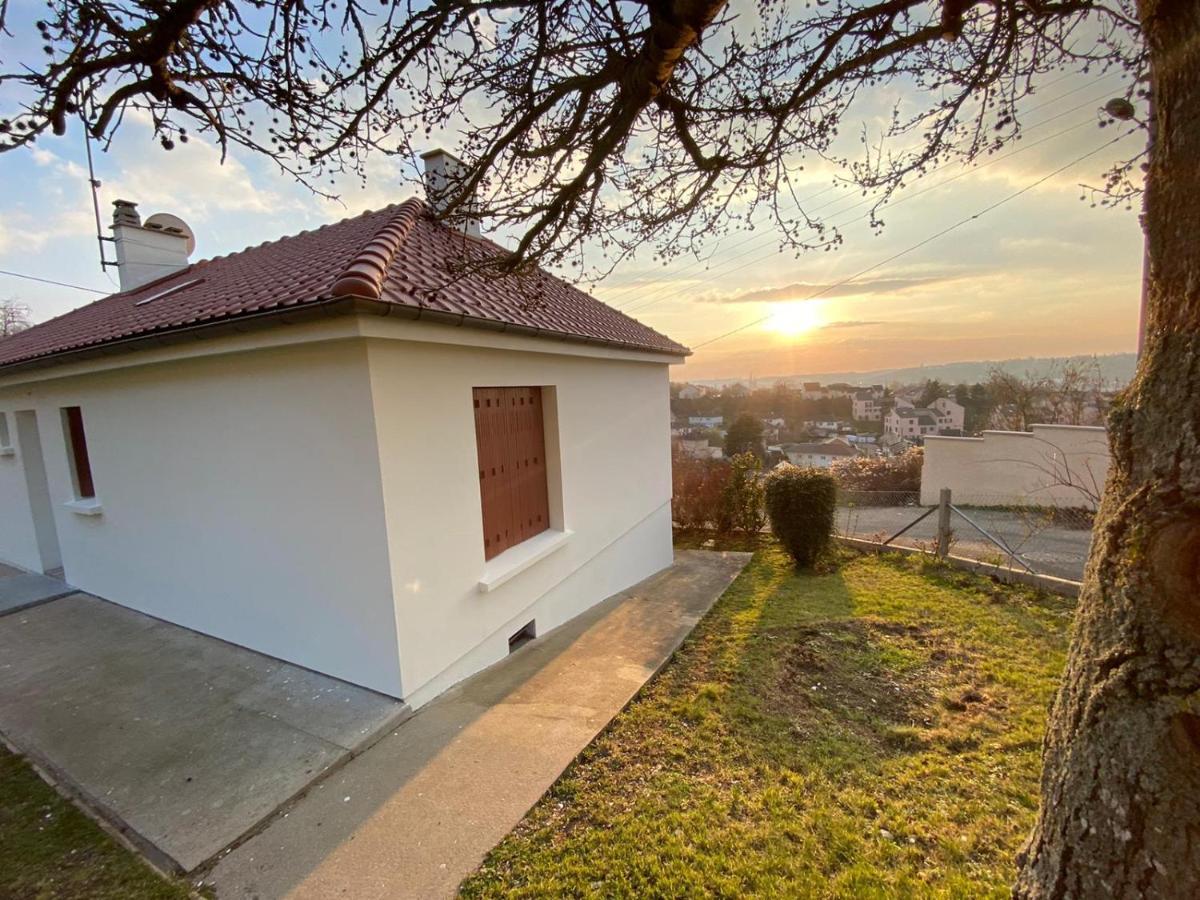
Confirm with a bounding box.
[0,312,685,391]
[64,497,104,516]
[477,529,572,593]
[0,446,14,457]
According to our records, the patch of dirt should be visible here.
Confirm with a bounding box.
[769,619,1003,752]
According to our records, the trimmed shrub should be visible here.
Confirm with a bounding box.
[672,452,731,530]
[831,446,923,493]
[765,464,837,567]
[718,452,766,534]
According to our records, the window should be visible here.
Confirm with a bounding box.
[0,412,9,449]
[62,406,96,499]
[473,386,550,560]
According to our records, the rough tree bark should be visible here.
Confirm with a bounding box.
[1014,0,1200,896]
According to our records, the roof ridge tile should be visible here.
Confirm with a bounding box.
[330,197,425,300]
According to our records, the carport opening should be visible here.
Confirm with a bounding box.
[508,620,536,654]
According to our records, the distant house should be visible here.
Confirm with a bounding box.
[678,383,708,400]
[804,419,849,435]
[679,438,722,460]
[852,388,885,421]
[688,415,724,428]
[0,159,688,709]
[885,406,939,439]
[801,382,828,400]
[884,398,965,440]
[930,397,965,432]
[780,437,860,468]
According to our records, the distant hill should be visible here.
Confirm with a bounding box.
[690,353,1137,390]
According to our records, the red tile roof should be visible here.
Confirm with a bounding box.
[0,198,687,371]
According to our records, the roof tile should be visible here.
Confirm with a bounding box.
[0,198,687,370]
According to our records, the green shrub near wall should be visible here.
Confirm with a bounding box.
[718,452,766,534]
[764,464,837,567]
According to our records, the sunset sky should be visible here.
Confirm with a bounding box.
[0,64,1145,383]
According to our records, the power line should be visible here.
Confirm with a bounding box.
[687,126,1139,353]
[610,76,1124,312]
[0,269,107,293]
[623,118,1089,317]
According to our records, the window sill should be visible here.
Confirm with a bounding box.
[64,498,104,517]
[0,446,13,458]
[478,529,571,594]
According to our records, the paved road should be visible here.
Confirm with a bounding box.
[837,504,1092,582]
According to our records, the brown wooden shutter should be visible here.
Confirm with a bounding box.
[473,386,550,560]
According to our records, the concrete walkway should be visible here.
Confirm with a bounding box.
[0,594,408,873]
[0,562,74,615]
[207,549,750,899]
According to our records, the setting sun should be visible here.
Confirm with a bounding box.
[765,301,824,337]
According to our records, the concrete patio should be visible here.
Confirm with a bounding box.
[0,561,74,614]
[0,588,408,874]
[208,548,750,899]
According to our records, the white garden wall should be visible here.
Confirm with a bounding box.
[921,424,1110,508]
[0,340,404,695]
[364,331,676,707]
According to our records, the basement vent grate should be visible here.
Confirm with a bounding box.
[508,620,536,654]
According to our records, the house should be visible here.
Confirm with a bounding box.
[929,396,965,432]
[780,437,860,468]
[678,438,722,460]
[677,383,708,400]
[800,382,828,400]
[688,415,724,428]
[0,158,688,709]
[884,405,939,439]
[852,388,885,421]
[884,398,965,441]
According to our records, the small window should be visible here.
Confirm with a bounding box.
[0,412,9,448]
[62,406,96,499]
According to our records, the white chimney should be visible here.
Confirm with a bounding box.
[111,200,193,291]
[420,149,481,237]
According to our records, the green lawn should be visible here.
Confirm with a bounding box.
[461,541,1072,898]
[0,747,193,899]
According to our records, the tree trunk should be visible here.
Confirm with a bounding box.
[1014,1,1200,896]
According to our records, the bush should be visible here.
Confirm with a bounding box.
[672,452,731,530]
[831,446,923,493]
[765,464,837,567]
[718,452,766,534]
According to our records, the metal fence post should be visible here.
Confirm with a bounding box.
[936,488,952,558]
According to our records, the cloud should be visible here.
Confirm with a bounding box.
[701,275,950,304]
[821,320,884,329]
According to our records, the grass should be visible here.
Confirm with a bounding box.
[461,539,1073,898]
[0,746,194,899]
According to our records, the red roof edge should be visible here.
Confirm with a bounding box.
[329,197,425,300]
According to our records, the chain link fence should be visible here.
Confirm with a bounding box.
[836,489,1094,582]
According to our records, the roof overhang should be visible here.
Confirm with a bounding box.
[0,294,687,385]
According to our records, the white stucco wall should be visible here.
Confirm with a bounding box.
[921,424,1111,508]
[0,340,404,695]
[364,334,676,707]
[0,315,680,704]
[0,409,46,572]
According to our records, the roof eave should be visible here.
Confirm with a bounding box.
[0,293,688,378]
[343,294,691,359]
